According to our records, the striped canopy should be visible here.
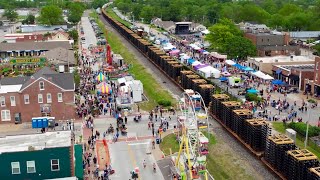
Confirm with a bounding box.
[98,82,112,94]
[96,72,106,81]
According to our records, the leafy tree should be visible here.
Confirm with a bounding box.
[67,2,85,24]
[3,8,18,22]
[22,14,35,24]
[278,3,302,16]
[91,0,109,9]
[38,5,64,25]
[139,6,155,23]
[68,29,79,42]
[206,18,242,51]
[224,36,256,60]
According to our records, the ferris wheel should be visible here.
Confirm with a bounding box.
[174,89,210,180]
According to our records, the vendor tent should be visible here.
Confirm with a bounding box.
[247,89,258,94]
[198,66,220,78]
[272,79,284,85]
[243,67,254,71]
[169,49,180,56]
[97,82,112,94]
[225,60,236,65]
[233,63,244,70]
[201,29,210,35]
[251,71,266,79]
[117,77,126,86]
[187,58,195,65]
[194,64,210,70]
[263,74,274,80]
[219,77,228,81]
[191,61,202,66]
[96,72,106,81]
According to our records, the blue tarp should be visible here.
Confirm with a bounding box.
[272,79,284,85]
[276,69,282,74]
[233,63,244,69]
[219,77,228,81]
[243,67,254,71]
[247,89,259,94]
[187,58,195,65]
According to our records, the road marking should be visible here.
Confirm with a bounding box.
[127,144,140,180]
[163,165,169,168]
[128,142,149,146]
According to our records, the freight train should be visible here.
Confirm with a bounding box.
[100,8,320,180]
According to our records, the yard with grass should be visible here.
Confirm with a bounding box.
[160,132,255,180]
[272,122,320,158]
[90,12,175,111]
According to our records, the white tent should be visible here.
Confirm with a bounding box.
[117,77,126,86]
[263,74,274,80]
[191,61,202,66]
[201,29,210,35]
[198,66,221,78]
[251,71,266,79]
[225,60,236,65]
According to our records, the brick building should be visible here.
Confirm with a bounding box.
[244,32,300,57]
[0,67,75,124]
[313,57,320,96]
[272,64,314,90]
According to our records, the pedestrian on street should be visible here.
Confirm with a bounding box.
[152,140,155,149]
[166,121,169,130]
[152,128,155,137]
[125,116,127,124]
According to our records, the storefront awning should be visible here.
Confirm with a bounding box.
[276,69,282,74]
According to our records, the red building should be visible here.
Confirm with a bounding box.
[0,67,75,124]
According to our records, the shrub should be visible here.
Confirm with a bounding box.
[288,122,320,137]
[245,93,262,102]
[307,99,316,103]
[158,99,172,107]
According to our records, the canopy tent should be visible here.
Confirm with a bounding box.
[219,77,228,81]
[251,71,266,78]
[194,64,210,70]
[233,63,244,70]
[187,58,196,65]
[191,60,202,66]
[225,60,236,65]
[198,66,221,78]
[210,52,227,60]
[163,43,175,50]
[169,49,180,56]
[264,74,274,80]
[221,71,231,77]
[272,79,284,85]
[189,44,201,50]
[242,67,254,71]
[97,82,112,94]
[96,72,106,82]
[247,89,258,94]
[201,29,210,35]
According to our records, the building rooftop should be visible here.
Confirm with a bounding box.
[276,64,315,71]
[0,131,71,154]
[251,55,315,63]
[0,41,72,52]
[0,67,75,92]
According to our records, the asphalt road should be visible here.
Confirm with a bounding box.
[109,140,164,180]
[81,15,98,49]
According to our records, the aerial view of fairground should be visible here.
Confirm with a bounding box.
[1,0,320,180]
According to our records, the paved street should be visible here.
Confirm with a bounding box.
[109,140,164,180]
[81,16,98,49]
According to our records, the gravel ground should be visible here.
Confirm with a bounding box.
[98,14,278,180]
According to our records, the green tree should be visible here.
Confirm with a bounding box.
[278,3,302,16]
[224,36,256,60]
[139,6,154,23]
[68,2,85,24]
[68,29,79,43]
[3,8,18,22]
[91,0,109,9]
[22,14,35,24]
[205,19,242,51]
[38,5,64,25]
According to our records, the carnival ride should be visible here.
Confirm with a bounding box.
[173,89,210,180]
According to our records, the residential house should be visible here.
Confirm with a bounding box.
[0,67,75,124]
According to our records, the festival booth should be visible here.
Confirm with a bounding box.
[128,80,143,102]
[198,66,221,78]
[251,71,274,80]
[112,54,124,67]
[187,58,196,65]
[96,72,106,82]
[221,71,231,77]
[194,64,210,71]
[191,61,202,67]
[117,77,126,86]
[116,95,134,111]
[180,53,190,63]
[201,29,210,35]
[210,52,227,62]
[228,76,242,87]
[163,43,176,52]
[169,49,181,57]
[225,60,236,66]
[97,82,112,95]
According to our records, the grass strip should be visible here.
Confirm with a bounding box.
[105,6,132,28]
[90,12,174,111]
[272,122,320,158]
